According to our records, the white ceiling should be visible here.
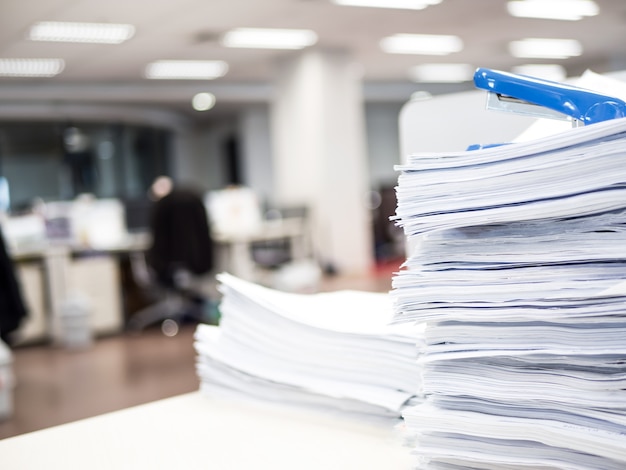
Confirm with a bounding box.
[1,0,626,119]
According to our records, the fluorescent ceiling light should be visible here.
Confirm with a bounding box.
[509,38,582,59]
[29,21,135,44]
[380,34,463,55]
[507,0,598,21]
[145,60,228,80]
[333,0,441,10]
[221,28,318,50]
[511,64,566,81]
[409,63,474,82]
[0,58,65,77]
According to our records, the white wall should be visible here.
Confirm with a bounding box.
[269,51,375,275]
[238,105,274,207]
[398,90,538,157]
[364,102,403,189]
[174,123,233,192]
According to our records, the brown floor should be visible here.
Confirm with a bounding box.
[0,324,200,440]
[0,267,398,440]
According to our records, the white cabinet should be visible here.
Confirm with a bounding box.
[69,255,123,335]
[12,252,124,345]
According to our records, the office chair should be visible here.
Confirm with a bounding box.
[127,187,214,335]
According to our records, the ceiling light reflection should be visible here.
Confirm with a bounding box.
[380,34,463,55]
[145,60,228,80]
[221,28,318,50]
[507,0,598,21]
[511,64,567,81]
[192,92,216,111]
[29,21,135,44]
[0,58,65,77]
[410,63,474,82]
[509,38,582,59]
[333,0,441,10]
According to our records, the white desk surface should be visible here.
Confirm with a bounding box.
[0,391,415,469]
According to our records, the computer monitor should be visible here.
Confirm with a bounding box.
[122,196,154,233]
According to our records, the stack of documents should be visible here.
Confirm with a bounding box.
[394,117,626,236]
[392,118,626,468]
[195,273,423,420]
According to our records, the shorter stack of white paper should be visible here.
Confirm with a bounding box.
[195,273,424,420]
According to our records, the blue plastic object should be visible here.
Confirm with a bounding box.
[473,68,626,125]
[466,142,508,151]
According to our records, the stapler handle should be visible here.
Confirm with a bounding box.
[474,68,626,125]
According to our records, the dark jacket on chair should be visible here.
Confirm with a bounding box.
[0,227,28,344]
[146,188,214,287]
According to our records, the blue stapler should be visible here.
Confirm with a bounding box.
[473,67,626,127]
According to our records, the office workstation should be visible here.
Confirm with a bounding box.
[2,1,626,469]
[2,188,315,345]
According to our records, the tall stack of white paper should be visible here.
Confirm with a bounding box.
[392,117,626,469]
[195,273,424,420]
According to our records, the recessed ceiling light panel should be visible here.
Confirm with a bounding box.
[511,64,566,81]
[192,92,217,111]
[29,21,135,44]
[221,28,318,50]
[507,0,598,21]
[145,60,228,80]
[0,58,65,77]
[509,38,582,59]
[333,0,441,10]
[409,63,474,82]
[380,34,463,55]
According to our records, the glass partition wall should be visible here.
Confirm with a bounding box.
[0,121,172,213]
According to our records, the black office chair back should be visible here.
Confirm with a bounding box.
[146,188,214,287]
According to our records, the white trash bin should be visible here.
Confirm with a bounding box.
[59,293,93,350]
[0,338,14,421]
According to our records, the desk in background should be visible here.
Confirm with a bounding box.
[213,217,311,282]
[8,212,311,344]
[0,391,414,469]
[10,233,149,345]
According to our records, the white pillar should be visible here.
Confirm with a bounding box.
[270,50,373,275]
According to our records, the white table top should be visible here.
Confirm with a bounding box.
[0,391,415,469]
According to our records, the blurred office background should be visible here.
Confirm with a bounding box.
[1,0,626,438]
